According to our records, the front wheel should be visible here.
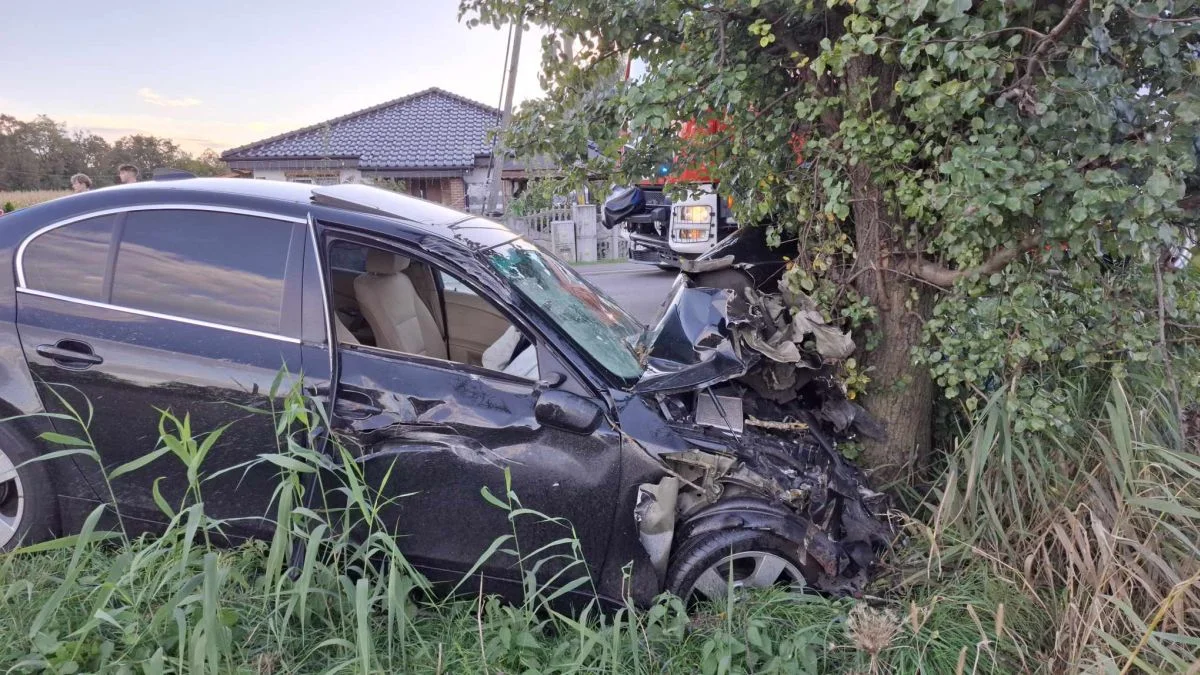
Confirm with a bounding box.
[665,528,812,604]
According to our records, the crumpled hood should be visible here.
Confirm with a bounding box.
[633,286,754,394]
[633,277,882,440]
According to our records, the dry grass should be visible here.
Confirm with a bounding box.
[912,374,1200,673]
[0,189,72,210]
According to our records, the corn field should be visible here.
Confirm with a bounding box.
[0,190,72,211]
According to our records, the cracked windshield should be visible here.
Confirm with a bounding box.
[486,238,645,380]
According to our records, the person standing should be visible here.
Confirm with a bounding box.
[118,164,139,184]
[70,173,93,193]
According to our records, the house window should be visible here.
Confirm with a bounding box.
[285,171,339,185]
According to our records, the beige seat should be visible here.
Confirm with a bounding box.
[353,250,446,359]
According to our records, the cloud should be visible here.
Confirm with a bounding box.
[137,87,202,108]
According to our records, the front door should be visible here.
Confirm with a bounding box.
[321,235,623,592]
[15,207,307,533]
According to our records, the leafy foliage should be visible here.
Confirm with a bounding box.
[461,0,1199,462]
[0,113,226,190]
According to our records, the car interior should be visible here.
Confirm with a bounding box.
[329,242,538,379]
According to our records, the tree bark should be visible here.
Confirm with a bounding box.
[843,56,935,485]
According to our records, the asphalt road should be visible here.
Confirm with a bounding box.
[576,261,677,325]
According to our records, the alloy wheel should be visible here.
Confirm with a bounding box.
[687,551,805,602]
[0,446,25,549]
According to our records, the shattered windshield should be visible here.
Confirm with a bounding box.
[484,240,645,381]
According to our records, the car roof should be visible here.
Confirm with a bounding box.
[14,178,516,248]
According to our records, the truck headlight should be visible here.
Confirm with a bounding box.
[676,205,712,224]
[673,227,710,241]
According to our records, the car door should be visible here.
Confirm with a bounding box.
[14,206,307,534]
[319,234,624,593]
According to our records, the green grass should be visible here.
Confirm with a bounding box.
[1,372,1195,673]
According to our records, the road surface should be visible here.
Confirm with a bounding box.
[576,261,677,325]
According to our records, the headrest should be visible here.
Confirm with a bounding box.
[366,249,410,274]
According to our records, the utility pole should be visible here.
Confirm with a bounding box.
[486,20,523,215]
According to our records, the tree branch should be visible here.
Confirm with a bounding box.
[997,0,1090,109]
[906,232,1042,287]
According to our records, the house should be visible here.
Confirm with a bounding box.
[221,87,529,212]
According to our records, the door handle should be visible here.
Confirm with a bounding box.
[36,341,103,367]
[333,389,382,419]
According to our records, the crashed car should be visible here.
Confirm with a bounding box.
[0,178,891,604]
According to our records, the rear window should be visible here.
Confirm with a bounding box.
[111,210,294,334]
[22,215,115,301]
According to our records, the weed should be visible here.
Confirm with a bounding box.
[1,370,1196,673]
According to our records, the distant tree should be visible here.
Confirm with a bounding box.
[105,135,185,182]
[0,113,226,190]
[176,148,227,177]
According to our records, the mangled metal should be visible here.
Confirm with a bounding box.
[633,273,894,597]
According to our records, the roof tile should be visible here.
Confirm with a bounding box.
[222,88,499,170]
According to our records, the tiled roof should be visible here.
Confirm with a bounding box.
[222,88,500,170]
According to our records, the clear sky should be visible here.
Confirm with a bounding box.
[1,0,544,154]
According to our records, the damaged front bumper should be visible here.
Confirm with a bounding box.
[627,257,894,597]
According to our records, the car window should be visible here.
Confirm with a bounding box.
[22,214,116,301]
[111,210,294,334]
[439,271,476,296]
[330,245,367,273]
[332,241,536,379]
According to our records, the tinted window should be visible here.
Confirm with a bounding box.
[23,215,115,301]
[112,210,293,334]
[330,245,367,273]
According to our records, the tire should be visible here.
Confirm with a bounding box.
[0,426,59,552]
[666,528,813,604]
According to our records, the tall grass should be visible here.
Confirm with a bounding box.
[0,381,1035,673]
[911,372,1200,672]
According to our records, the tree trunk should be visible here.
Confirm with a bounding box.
[843,56,935,485]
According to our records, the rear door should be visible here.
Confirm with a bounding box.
[14,206,307,533]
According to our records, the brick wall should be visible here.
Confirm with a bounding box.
[446,178,467,210]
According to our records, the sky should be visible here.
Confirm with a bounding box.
[1,0,545,154]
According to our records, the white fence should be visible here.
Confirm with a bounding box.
[504,205,628,263]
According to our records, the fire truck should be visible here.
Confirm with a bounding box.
[602,117,739,269]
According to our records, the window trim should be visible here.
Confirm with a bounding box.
[15,204,307,344]
[15,287,301,343]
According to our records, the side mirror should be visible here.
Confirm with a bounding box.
[535,389,602,435]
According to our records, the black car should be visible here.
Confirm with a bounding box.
[0,178,889,605]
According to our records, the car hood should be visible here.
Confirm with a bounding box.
[633,284,752,394]
[632,270,881,438]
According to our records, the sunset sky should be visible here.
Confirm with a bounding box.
[2,0,544,154]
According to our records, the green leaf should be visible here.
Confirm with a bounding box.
[107,445,172,481]
[1145,170,1173,198]
[481,485,510,511]
[38,431,91,448]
